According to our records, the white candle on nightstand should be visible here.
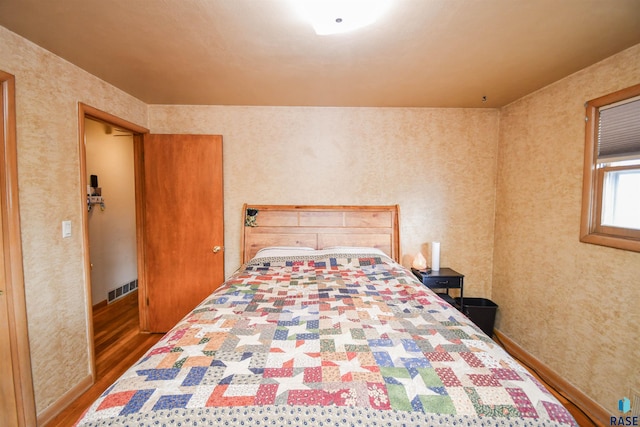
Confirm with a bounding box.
[431,242,440,271]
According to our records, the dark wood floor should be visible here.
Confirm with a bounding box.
[45,292,595,426]
[45,292,162,426]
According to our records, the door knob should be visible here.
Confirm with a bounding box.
[212,246,222,253]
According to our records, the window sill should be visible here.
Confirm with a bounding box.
[580,231,640,252]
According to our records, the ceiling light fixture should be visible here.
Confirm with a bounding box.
[293,0,392,36]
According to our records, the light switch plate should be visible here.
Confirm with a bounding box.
[62,220,71,238]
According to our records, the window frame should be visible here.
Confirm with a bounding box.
[580,83,640,252]
[595,164,640,238]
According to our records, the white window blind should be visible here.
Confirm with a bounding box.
[597,97,640,163]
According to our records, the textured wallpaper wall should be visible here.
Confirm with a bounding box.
[493,43,640,413]
[0,26,148,414]
[148,106,500,300]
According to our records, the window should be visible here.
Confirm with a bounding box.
[581,83,640,252]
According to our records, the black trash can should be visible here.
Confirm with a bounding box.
[456,297,498,337]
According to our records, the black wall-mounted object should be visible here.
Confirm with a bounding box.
[90,175,99,188]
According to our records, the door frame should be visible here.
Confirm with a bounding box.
[78,103,150,380]
[1,71,36,425]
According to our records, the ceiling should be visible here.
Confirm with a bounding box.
[1,0,639,108]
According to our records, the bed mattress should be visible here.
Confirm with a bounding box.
[75,247,576,426]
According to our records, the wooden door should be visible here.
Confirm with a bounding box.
[0,71,35,426]
[142,134,224,332]
[0,261,19,427]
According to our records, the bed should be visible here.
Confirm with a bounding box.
[75,205,577,426]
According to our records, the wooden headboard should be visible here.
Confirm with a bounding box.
[241,204,400,263]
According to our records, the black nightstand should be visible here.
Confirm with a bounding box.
[411,267,464,310]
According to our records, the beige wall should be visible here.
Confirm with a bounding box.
[148,106,500,295]
[0,26,148,415]
[493,43,640,413]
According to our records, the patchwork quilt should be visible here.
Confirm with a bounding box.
[75,249,576,426]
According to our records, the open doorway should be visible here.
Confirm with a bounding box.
[84,117,140,370]
[84,117,137,309]
[77,104,149,380]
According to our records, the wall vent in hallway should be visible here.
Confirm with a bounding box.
[107,279,138,303]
